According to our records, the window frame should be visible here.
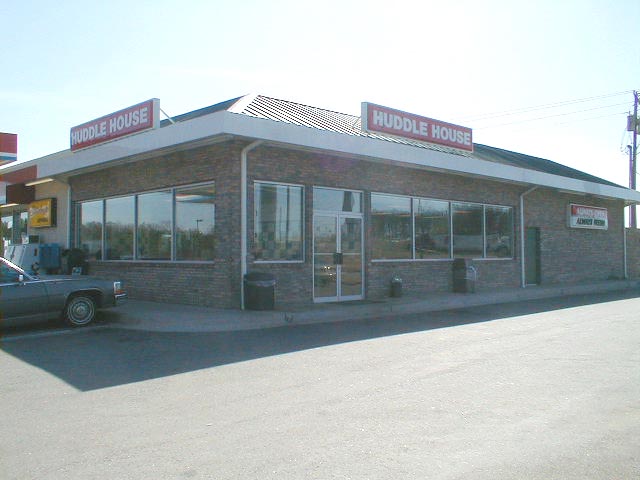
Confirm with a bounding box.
[253,180,305,264]
[136,189,173,261]
[371,192,515,262]
[75,181,217,263]
[483,204,515,259]
[313,186,363,215]
[174,183,217,262]
[370,192,413,261]
[451,201,485,260]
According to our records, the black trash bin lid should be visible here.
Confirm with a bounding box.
[244,271,275,281]
[452,258,469,267]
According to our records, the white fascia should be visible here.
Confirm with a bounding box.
[220,112,640,203]
[5,109,640,204]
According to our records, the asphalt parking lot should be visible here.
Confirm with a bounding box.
[1,290,639,479]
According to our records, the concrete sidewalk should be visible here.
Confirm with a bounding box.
[104,279,640,333]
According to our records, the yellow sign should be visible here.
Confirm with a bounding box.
[29,198,56,228]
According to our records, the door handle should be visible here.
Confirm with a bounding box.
[333,253,343,265]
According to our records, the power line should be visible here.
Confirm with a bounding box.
[555,110,628,127]
[460,89,634,123]
[474,102,630,130]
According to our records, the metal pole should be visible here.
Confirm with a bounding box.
[240,140,263,310]
[520,185,538,288]
[632,91,638,228]
[629,145,634,227]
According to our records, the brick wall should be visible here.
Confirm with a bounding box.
[70,141,244,308]
[626,228,640,279]
[67,140,628,308]
[524,189,625,284]
[247,145,523,301]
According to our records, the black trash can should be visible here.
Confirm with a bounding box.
[244,272,276,310]
[452,258,476,293]
[66,248,89,275]
[390,276,403,298]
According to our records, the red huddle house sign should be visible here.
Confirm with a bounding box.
[361,102,473,152]
[70,99,160,151]
[0,132,18,165]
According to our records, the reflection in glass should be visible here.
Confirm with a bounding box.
[138,191,172,260]
[452,203,483,258]
[340,217,362,297]
[313,188,362,213]
[371,194,411,259]
[314,216,337,298]
[18,211,28,245]
[1,214,13,252]
[79,200,103,260]
[175,184,216,261]
[485,206,513,258]
[254,183,303,261]
[105,196,134,260]
[314,254,337,298]
[414,198,450,259]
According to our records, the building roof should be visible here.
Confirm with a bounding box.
[226,94,622,189]
[229,94,474,157]
[472,144,621,188]
[1,93,637,204]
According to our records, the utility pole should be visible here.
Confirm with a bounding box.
[628,91,639,228]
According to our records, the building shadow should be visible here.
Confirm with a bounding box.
[1,289,638,391]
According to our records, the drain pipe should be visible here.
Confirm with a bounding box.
[623,213,628,279]
[240,140,264,310]
[520,186,538,288]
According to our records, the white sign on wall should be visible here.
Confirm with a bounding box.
[568,204,608,230]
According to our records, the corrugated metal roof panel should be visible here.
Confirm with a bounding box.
[237,95,472,157]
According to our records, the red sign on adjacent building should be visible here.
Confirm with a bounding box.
[0,132,18,165]
[361,103,473,152]
[70,99,160,151]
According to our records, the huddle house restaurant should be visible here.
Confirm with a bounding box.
[2,94,640,309]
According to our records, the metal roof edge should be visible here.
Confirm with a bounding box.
[227,93,259,114]
[221,112,640,203]
[4,108,640,204]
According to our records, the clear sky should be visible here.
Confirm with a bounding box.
[2,0,640,187]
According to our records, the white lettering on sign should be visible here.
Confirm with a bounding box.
[362,102,473,152]
[108,106,149,134]
[70,99,158,151]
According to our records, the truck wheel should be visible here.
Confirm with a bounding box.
[64,295,96,327]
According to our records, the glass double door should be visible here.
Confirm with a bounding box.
[313,214,363,302]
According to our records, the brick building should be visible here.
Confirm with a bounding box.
[2,95,639,308]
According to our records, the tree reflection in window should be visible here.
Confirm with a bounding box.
[175,185,216,261]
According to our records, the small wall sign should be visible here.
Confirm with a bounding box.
[568,204,608,230]
[29,198,57,228]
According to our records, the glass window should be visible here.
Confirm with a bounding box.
[313,188,362,213]
[105,196,134,260]
[452,203,483,258]
[175,184,216,261]
[485,206,513,258]
[0,262,21,283]
[254,183,303,261]
[137,191,172,260]
[18,211,28,245]
[371,194,411,259]
[78,201,103,260]
[414,198,450,259]
[2,214,13,253]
